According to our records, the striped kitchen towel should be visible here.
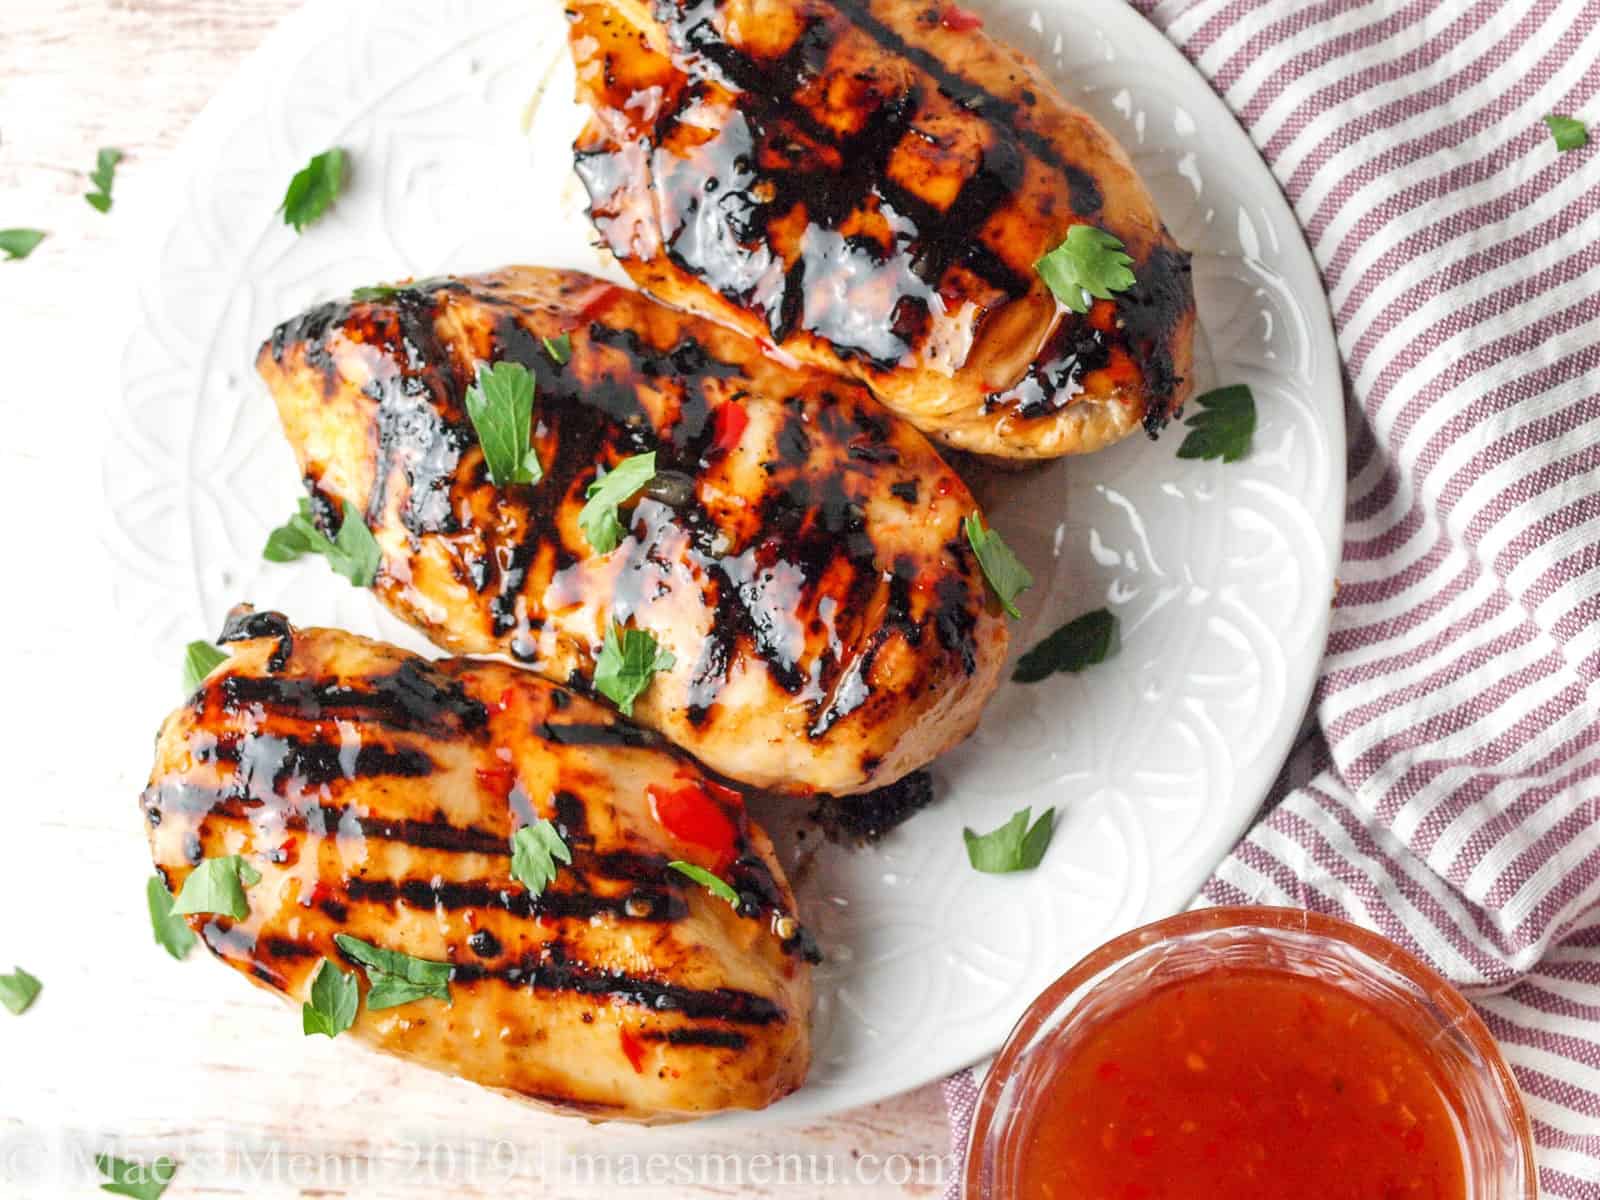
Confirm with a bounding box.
[943,1,1600,1195]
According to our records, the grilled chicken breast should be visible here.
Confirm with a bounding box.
[257,268,1008,797]
[567,0,1196,460]
[143,611,812,1121]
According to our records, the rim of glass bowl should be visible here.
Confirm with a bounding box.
[963,905,1537,1200]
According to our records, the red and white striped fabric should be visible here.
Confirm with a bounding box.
[943,1,1600,1195]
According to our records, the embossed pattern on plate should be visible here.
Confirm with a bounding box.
[103,0,1343,1123]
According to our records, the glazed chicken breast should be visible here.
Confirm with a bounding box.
[143,611,812,1121]
[257,267,1008,798]
[567,0,1196,460]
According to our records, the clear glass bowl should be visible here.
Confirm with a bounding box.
[965,906,1536,1199]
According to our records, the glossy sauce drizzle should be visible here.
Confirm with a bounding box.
[571,0,1193,425]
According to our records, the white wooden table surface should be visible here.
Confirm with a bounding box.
[0,2,950,1196]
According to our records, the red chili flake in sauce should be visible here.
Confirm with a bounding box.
[710,401,749,457]
[648,782,739,871]
[940,4,983,30]
[476,764,517,800]
[619,1027,646,1074]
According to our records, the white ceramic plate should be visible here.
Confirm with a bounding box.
[105,0,1342,1124]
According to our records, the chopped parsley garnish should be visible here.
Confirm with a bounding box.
[96,1153,176,1200]
[146,877,197,961]
[511,819,572,897]
[334,933,452,1011]
[262,498,381,587]
[0,966,42,1015]
[543,333,572,365]
[465,361,542,486]
[0,228,46,260]
[964,514,1033,619]
[667,861,741,908]
[1035,224,1136,314]
[171,856,261,921]
[1176,383,1256,464]
[351,276,444,302]
[963,806,1055,874]
[578,452,657,554]
[593,623,676,716]
[351,283,402,301]
[182,640,227,693]
[280,148,347,233]
[1543,114,1589,152]
[302,958,360,1038]
[1013,608,1116,683]
[85,148,123,213]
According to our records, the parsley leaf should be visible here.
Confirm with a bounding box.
[543,333,572,365]
[96,1154,177,1200]
[1013,608,1116,684]
[84,148,123,213]
[511,819,572,897]
[0,228,46,260]
[146,877,197,961]
[351,276,445,302]
[668,861,741,908]
[1176,383,1256,463]
[465,361,543,486]
[280,148,347,233]
[262,498,381,587]
[182,640,227,693]
[593,623,676,715]
[171,856,261,921]
[318,503,381,584]
[0,966,42,1015]
[1035,225,1136,314]
[302,958,360,1038]
[1544,114,1589,152]
[335,933,453,1011]
[261,498,321,561]
[579,452,657,553]
[964,514,1033,619]
[963,806,1055,874]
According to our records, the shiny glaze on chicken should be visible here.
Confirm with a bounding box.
[256,267,1008,797]
[567,0,1196,460]
[143,612,812,1121]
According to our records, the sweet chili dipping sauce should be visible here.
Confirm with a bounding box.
[1019,969,1465,1199]
[966,909,1536,1200]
